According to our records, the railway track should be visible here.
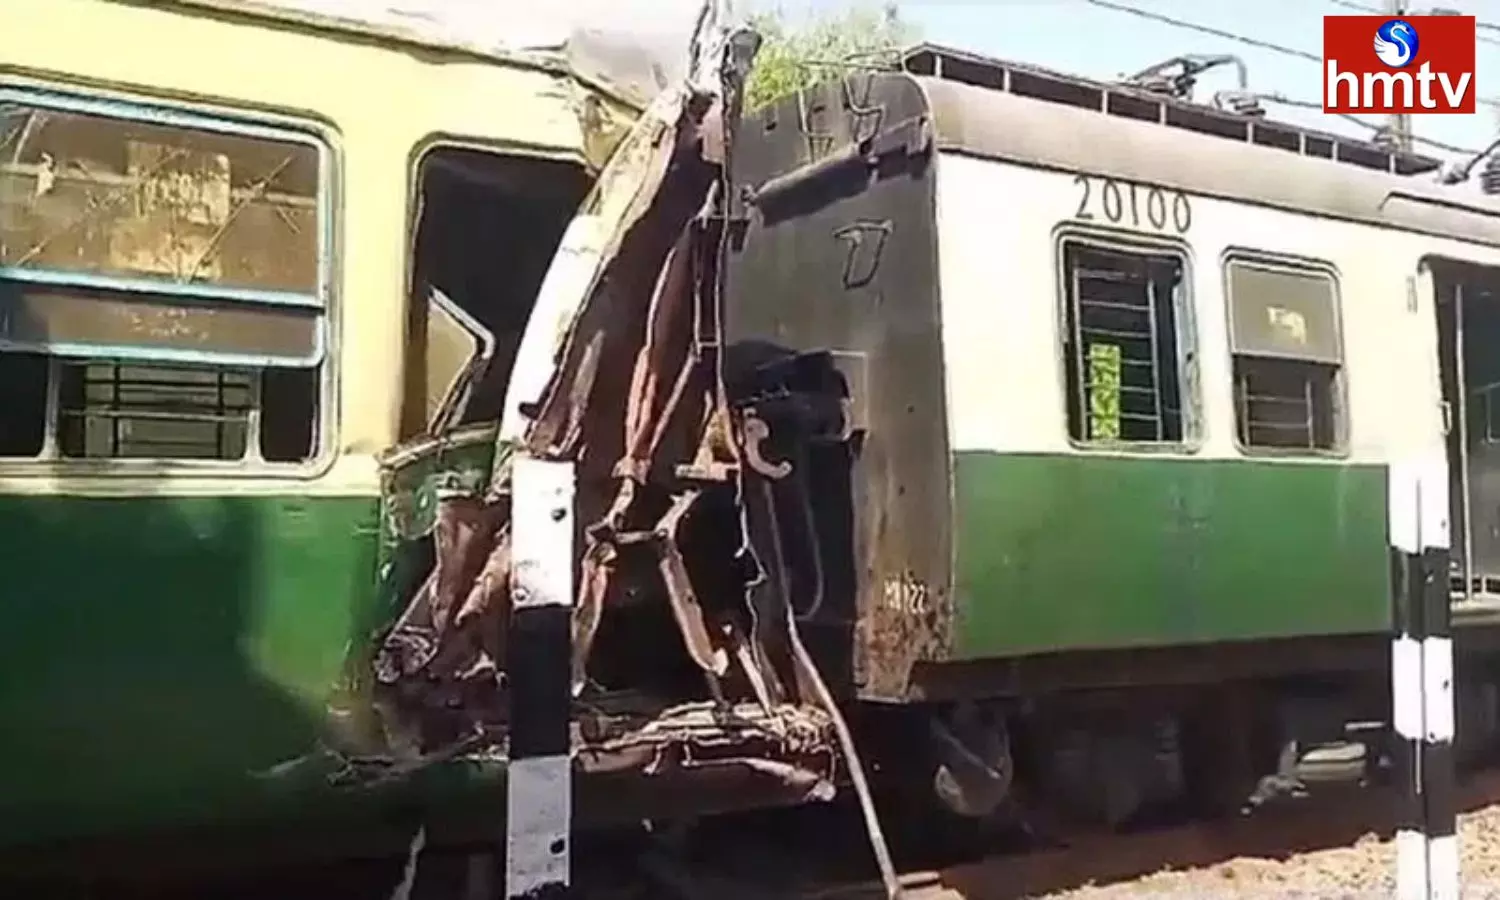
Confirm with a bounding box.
[25,765,1500,899]
[801,770,1500,900]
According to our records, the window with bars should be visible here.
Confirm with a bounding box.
[1061,241,1189,445]
[1223,257,1343,453]
[0,87,326,465]
[0,355,318,463]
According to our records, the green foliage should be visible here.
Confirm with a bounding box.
[745,2,917,110]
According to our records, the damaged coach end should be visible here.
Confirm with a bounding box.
[353,43,846,831]
[313,11,858,865]
[0,0,858,882]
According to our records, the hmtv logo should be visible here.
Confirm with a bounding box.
[1323,15,1476,114]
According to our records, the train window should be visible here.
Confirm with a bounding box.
[0,88,328,464]
[0,354,319,463]
[1223,258,1343,452]
[1061,241,1189,445]
[404,146,589,437]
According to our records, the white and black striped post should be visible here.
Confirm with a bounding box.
[1389,459,1458,900]
[505,456,576,899]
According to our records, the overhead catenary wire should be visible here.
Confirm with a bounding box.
[766,0,1483,158]
[1083,0,1500,107]
[1082,0,1324,62]
[1329,0,1500,165]
[1081,0,1488,155]
[1330,0,1500,46]
[1266,93,1480,153]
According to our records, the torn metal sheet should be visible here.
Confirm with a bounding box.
[260,700,836,807]
[258,8,862,840]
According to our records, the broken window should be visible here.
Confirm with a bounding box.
[1061,240,1190,444]
[0,88,326,463]
[405,147,589,437]
[1224,257,1343,452]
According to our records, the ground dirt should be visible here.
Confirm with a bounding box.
[1036,802,1500,898]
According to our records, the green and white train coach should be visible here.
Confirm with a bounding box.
[720,45,1500,829]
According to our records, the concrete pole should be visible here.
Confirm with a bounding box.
[1388,0,1414,150]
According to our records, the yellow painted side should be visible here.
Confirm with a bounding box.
[0,0,597,496]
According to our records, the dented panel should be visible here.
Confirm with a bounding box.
[0,3,853,861]
[273,18,841,833]
[723,72,954,701]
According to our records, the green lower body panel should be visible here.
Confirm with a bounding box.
[0,493,380,846]
[951,452,1391,659]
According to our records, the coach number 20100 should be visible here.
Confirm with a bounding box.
[1073,174,1191,234]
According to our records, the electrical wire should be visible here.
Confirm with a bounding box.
[1325,0,1500,167]
[1329,0,1500,45]
[1265,93,1480,152]
[1082,0,1500,111]
[1080,0,1495,158]
[1082,0,1323,62]
[1443,132,1500,181]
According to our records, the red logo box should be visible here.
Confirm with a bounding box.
[1323,15,1476,114]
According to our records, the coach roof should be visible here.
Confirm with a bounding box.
[902,44,1500,250]
[120,0,705,111]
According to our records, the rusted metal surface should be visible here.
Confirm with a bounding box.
[577,701,835,787]
[724,72,954,701]
[250,16,853,821]
[654,489,732,680]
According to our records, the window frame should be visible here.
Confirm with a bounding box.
[400,135,587,440]
[0,80,340,476]
[1220,249,1349,459]
[1052,225,1202,454]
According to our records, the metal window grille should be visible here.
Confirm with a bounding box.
[0,88,326,464]
[1234,357,1337,451]
[1065,245,1184,443]
[58,362,254,460]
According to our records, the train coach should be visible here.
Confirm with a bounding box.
[9,0,1500,885]
[720,44,1500,833]
[0,0,848,879]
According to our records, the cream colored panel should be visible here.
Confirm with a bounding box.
[0,451,381,497]
[0,0,596,493]
[934,152,1499,466]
